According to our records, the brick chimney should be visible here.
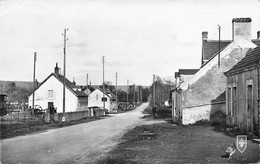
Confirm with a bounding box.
[257,31,260,40]
[54,63,59,75]
[232,18,252,42]
[202,31,208,41]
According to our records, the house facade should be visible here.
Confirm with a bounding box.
[172,18,258,125]
[171,69,198,122]
[224,46,260,136]
[88,88,117,112]
[28,64,88,113]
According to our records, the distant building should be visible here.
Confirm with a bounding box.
[88,88,117,112]
[172,18,259,125]
[224,46,260,136]
[28,63,88,113]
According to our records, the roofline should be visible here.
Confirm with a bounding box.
[205,40,231,43]
[224,64,259,77]
[94,88,111,98]
[29,73,87,97]
[200,42,232,68]
[53,74,88,97]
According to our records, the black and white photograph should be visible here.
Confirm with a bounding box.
[1,0,260,163]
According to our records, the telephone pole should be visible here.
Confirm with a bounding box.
[102,56,105,108]
[62,28,69,120]
[218,25,221,68]
[115,73,118,109]
[153,74,155,107]
[32,52,37,115]
[127,80,129,106]
[133,84,135,104]
[86,73,88,87]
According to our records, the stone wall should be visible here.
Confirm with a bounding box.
[182,102,226,125]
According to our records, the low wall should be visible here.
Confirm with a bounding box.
[53,109,106,122]
[54,110,91,122]
[182,102,226,125]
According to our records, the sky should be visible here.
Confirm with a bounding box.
[0,0,259,86]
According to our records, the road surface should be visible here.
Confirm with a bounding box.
[1,103,149,164]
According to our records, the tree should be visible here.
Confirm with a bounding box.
[151,75,175,107]
[142,87,150,102]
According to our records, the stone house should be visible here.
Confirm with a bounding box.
[171,18,259,125]
[224,46,260,136]
[28,64,88,113]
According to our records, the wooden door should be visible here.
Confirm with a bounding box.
[247,85,253,132]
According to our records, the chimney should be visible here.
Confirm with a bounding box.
[35,79,38,87]
[232,18,252,42]
[73,77,76,85]
[257,31,260,40]
[202,31,208,41]
[54,63,59,75]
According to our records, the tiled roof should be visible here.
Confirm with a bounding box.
[202,39,260,68]
[54,74,88,97]
[32,73,87,97]
[224,46,260,76]
[252,39,260,46]
[202,40,231,61]
[178,69,199,75]
[232,18,252,23]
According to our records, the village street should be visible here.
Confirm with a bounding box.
[1,103,150,164]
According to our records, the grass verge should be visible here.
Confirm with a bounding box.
[1,116,106,139]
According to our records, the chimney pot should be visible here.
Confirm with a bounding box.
[54,63,59,75]
[202,31,208,41]
[257,31,260,40]
[73,77,76,85]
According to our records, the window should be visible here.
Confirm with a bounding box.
[96,94,98,100]
[247,85,253,119]
[227,83,237,116]
[48,90,54,99]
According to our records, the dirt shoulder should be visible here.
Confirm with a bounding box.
[100,118,260,163]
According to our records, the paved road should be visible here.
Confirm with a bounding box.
[1,103,149,164]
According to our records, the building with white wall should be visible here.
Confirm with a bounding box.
[28,64,88,113]
[88,88,117,112]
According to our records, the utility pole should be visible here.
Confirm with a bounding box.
[86,73,88,87]
[62,28,69,120]
[218,25,221,69]
[140,86,143,102]
[133,84,135,104]
[153,74,155,107]
[127,80,129,106]
[32,52,37,115]
[137,86,139,103]
[115,73,118,109]
[102,56,105,108]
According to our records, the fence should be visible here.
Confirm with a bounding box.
[0,111,44,124]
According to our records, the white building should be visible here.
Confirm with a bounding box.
[88,88,117,112]
[28,64,88,113]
